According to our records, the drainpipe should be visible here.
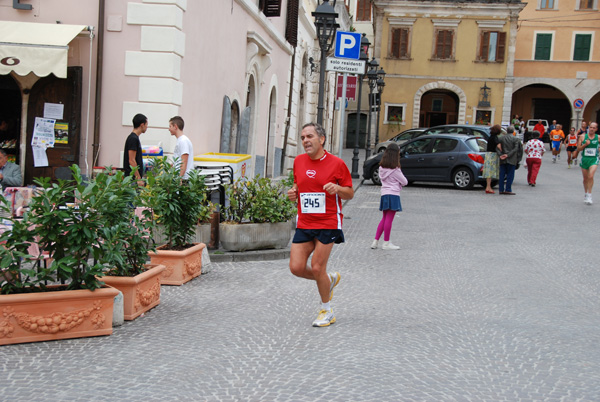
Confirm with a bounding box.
[92,0,106,172]
[280,48,296,176]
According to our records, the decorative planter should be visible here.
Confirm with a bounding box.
[148,243,205,286]
[0,286,119,346]
[101,264,166,321]
[219,221,293,252]
[153,224,210,246]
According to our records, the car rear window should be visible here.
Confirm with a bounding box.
[466,138,487,152]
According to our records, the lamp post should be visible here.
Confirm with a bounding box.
[374,66,386,147]
[312,0,339,126]
[350,33,370,178]
[365,58,379,159]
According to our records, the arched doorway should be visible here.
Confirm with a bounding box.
[413,81,467,127]
[0,75,22,166]
[419,90,459,127]
[512,84,570,129]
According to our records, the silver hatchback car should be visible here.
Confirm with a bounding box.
[363,134,489,189]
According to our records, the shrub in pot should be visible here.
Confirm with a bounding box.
[0,166,121,345]
[141,157,209,285]
[220,175,297,251]
[95,169,165,320]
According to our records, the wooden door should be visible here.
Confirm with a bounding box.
[25,67,82,184]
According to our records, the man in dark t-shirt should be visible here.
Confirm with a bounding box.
[123,113,147,186]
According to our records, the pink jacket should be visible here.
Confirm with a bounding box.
[379,167,408,196]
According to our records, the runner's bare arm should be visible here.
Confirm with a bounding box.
[287,184,298,202]
[323,183,354,200]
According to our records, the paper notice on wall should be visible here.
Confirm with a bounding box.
[32,146,49,167]
[32,117,56,148]
[43,103,64,120]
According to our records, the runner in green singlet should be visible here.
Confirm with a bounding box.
[577,122,599,205]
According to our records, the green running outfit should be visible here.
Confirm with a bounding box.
[580,133,599,170]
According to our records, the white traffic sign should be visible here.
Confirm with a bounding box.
[326,57,366,75]
[334,31,362,60]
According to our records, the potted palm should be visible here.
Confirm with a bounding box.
[220,175,296,252]
[0,166,120,345]
[142,158,209,285]
[95,170,166,321]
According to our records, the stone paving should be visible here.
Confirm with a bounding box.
[2,151,600,401]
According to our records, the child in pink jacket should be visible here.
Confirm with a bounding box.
[371,143,408,250]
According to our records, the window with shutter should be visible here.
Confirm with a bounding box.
[434,30,453,60]
[479,31,506,62]
[539,0,555,9]
[259,0,282,17]
[534,33,552,60]
[573,34,592,61]
[285,0,299,46]
[356,0,371,21]
[579,0,596,9]
[390,28,409,59]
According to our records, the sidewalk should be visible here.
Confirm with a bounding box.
[208,147,365,262]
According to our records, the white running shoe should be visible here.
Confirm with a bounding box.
[584,194,592,205]
[312,309,336,327]
[370,239,378,249]
[329,272,341,302]
[587,195,593,205]
[382,241,400,250]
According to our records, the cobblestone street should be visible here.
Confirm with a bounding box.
[2,152,600,401]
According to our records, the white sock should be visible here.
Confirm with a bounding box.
[321,302,331,312]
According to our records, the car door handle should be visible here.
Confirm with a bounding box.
[417,158,425,162]
[447,156,455,160]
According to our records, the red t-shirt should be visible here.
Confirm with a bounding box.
[293,151,353,230]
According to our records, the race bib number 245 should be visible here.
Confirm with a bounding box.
[300,193,326,214]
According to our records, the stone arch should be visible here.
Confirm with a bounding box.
[413,81,467,127]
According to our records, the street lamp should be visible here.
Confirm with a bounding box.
[350,33,370,178]
[313,0,339,126]
[374,66,386,147]
[365,58,379,159]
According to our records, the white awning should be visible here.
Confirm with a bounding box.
[0,21,87,79]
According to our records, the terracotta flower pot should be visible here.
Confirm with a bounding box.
[101,264,166,321]
[0,286,119,346]
[148,243,205,286]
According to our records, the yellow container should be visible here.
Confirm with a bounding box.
[193,153,252,181]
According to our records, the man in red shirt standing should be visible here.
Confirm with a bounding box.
[287,123,354,327]
[533,120,546,141]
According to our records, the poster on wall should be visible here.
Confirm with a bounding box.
[43,103,64,120]
[54,122,69,144]
[31,117,56,167]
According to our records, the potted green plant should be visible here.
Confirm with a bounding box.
[95,169,166,321]
[220,175,297,252]
[0,165,120,345]
[142,157,209,285]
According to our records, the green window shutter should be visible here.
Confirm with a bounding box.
[573,34,591,61]
[535,34,552,60]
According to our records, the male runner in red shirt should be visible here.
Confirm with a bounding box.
[287,123,354,327]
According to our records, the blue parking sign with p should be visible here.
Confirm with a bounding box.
[334,31,361,60]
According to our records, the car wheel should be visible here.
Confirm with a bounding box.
[452,167,474,189]
[371,165,381,185]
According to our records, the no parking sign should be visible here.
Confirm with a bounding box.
[574,98,585,109]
